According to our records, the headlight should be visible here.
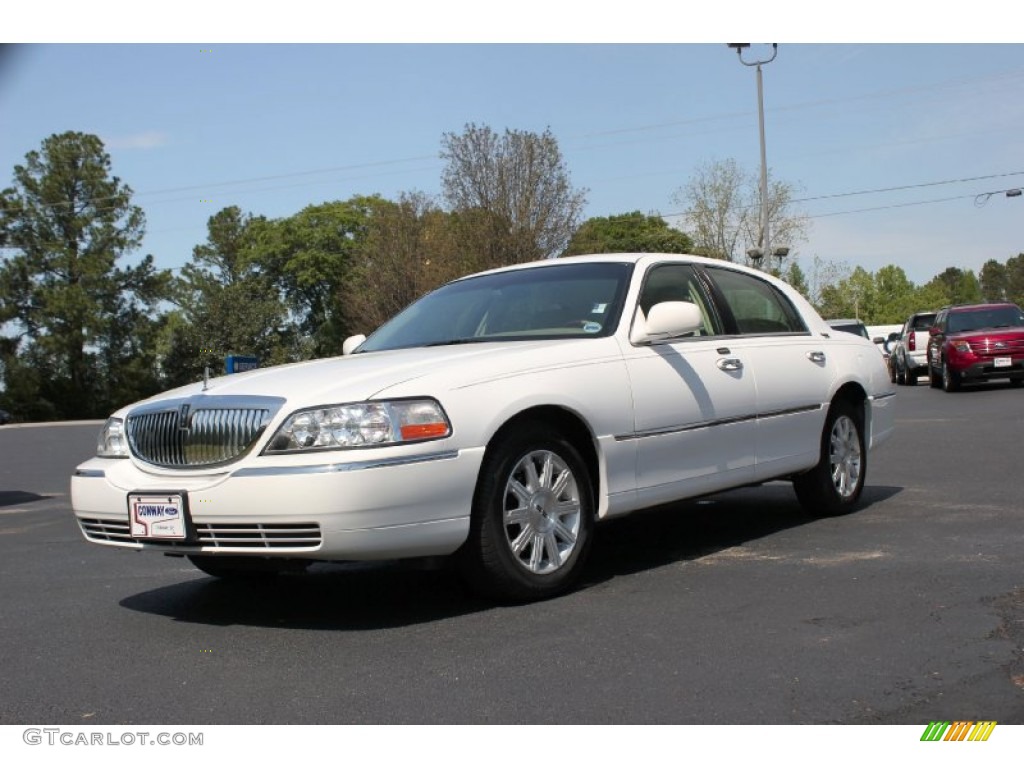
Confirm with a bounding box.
[97,417,128,458]
[264,399,451,454]
[952,341,973,353]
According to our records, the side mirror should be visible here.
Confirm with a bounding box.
[630,301,704,344]
[928,327,939,336]
[342,334,366,355]
[872,336,884,345]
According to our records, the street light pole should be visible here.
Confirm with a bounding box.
[727,43,778,265]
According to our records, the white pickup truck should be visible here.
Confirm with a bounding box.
[890,311,938,385]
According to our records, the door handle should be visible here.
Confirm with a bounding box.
[807,351,826,364]
[717,358,743,372]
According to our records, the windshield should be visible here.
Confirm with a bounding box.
[358,261,634,353]
[948,306,1024,333]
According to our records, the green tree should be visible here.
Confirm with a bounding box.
[250,196,389,357]
[164,206,295,387]
[0,131,169,419]
[924,267,981,306]
[562,211,693,256]
[979,258,1008,302]
[781,260,810,298]
[440,123,587,263]
[1004,254,1024,306]
[816,266,876,321]
[873,265,918,323]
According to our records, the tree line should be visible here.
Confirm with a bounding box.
[1,129,1020,421]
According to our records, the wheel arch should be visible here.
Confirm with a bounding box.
[830,381,867,429]
[476,405,603,518]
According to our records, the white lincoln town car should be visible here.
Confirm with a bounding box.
[72,253,895,601]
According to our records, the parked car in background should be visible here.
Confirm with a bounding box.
[72,253,896,602]
[826,318,870,340]
[927,303,1024,391]
[827,319,891,362]
[0,409,11,425]
[890,311,937,386]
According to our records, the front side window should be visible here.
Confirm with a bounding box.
[636,263,721,337]
[703,266,807,335]
[358,262,633,352]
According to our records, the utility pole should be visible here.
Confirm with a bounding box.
[728,43,778,266]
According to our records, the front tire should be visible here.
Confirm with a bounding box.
[794,400,866,517]
[942,360,961,392]
[458,423,595,602]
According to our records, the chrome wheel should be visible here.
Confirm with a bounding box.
[794,400,866,517]
[503,449,581,575]
[828,415,862,500]
[459,423,595,601]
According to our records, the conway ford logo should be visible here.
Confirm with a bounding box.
[136,504,179,518]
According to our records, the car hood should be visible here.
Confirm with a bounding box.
[112,339,619,418]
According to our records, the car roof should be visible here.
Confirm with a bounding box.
[459,252,787,280]
[944,302,1018,312]
[826,318,863,326]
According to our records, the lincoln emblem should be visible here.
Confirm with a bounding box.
[178,404,191,431]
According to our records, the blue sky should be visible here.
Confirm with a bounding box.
[3,8,1023,287]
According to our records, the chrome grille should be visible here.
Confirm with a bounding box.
[125,396,284,468]
[78,518,322,550]
[197,523,322,549]
[973,337,1024,356]
[79,517,132,543]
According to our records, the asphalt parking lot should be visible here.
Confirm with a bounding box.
[1,382,1022,725]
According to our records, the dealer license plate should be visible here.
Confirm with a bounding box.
[129,493,187,540]
[994,357,1012,368]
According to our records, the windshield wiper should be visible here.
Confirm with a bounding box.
[423,338,493,347]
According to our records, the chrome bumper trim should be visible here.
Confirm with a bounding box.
[230,450,460,477]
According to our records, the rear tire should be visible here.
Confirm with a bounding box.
[458,423,595,602]
[929,363,942,388]
[895,359,906,385]
[794,400,866,517]
[906,369,918,386]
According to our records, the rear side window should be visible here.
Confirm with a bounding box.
[703,266,807,335]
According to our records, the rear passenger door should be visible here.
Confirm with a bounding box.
[700,265,835,479]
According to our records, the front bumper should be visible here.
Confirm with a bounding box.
[71,447,485,561]
[952,357,1024,382]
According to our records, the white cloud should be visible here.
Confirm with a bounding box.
[102,131,169,150]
